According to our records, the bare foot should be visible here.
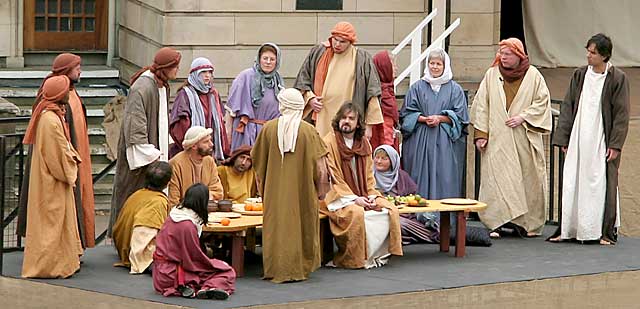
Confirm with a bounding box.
[489,231,501,238]
[600,239,613,245]
[548,236,562,243]
[526,232,539,238]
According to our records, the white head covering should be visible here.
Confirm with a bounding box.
[182,126,213,149]
[422,47,453,93]
[169,206,204,237]
[373,145,400,193]
[276,88,305,160]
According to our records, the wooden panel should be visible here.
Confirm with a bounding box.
[24,0,108,51]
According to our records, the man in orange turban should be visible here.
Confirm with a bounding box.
[17,53,95,249]
[470,38,552,238]
[294,21,383,139]
[21,75,84,278]
[110,47,181,235]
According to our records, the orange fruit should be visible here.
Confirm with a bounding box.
[408,200,418,206]
[253,203,263,211]
[244,204,253,211]
[220,218,231,226]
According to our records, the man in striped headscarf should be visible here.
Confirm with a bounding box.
[251,88,330,283]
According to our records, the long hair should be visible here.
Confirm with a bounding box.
[180,183,209,224]
[331,101,366,140]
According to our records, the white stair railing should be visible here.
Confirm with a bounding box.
[394,18,460,88]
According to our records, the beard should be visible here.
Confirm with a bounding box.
[197,146,213,157]
[339,124,355,134]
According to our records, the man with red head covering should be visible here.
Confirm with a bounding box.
[110,47,181,235]
[21,75,84,278]
[470,38,552,238]
[294,21,383,139]
[17,53,95,249]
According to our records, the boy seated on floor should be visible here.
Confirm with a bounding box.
[112,161,172,274]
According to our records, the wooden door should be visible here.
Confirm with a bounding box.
[24,0,108,51]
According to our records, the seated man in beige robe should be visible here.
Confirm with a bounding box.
[168,126,224,207]
[112,161,172,274]
[322,102,403,269]
[217,145,257,203]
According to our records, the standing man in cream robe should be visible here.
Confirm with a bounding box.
[550,33,629,245]
[294,21,383,139]
[109,47,181,235]
[470,38,552,238]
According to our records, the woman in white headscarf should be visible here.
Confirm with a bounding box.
[169,57,229,161]
[399,48,470,222]
[228,43,285,152]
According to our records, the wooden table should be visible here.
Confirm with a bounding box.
[398,201,487,257]
[202,215,262,277]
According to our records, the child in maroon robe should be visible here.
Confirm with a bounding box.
[153,183,236,299]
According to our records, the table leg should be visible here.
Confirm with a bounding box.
[246,227,257,253]
[455,211,467,257]
[231,234,245,277]
[440,211,450,253]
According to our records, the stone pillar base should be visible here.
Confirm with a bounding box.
[3,56,25,68]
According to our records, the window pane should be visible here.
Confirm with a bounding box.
[73,17,83,31]
[73,0,83,14]
[35,17,46,31]
[60,17,70,31]
[36,0,46,14]
[85,0,95,14]
[48,0,58,14]
[48,17,58,32]
[296,0,342,10]
[61,0,70,13]
[85,17,94,32]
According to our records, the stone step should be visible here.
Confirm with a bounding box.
[0,67,120,88]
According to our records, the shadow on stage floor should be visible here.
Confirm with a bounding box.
[3,226,640,308]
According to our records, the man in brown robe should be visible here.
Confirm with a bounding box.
[168,126,224,207]
[294,21,383,139]
[322,102,402,269]
[18,53,95,248]
[113,161,172,274]
[109,48,181,235]
[21,75,83,278]
[550,33,630,245]
[252,88,330,283]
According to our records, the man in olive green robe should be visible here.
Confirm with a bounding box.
[112,161,172,274]
[252,88,330,283]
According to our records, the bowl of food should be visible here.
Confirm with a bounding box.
[218,199,233,212]
[207,200,219,213]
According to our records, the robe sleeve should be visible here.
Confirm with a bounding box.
[126,144,161,170]
[41,116,79,185]
[399,83,423,137]
[167,162,182,207]
[363,51,383,108]
[293,46,319,94]
[216,165,229,199]
[365,96,384,125]
[553,69,580,147]
[227,70,251,116]
[469,70,491,138]
[519,71,552,134]
[608,71,630,150]
[207,160,224,201]
[123,88,151,146]
[323,134,359,209]
[133,197,169,230]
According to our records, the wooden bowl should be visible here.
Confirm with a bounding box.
[218,200,233,212]
[207,200,219,213]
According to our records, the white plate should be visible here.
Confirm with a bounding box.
[440,198,478,205]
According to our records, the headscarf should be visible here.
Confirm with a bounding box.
[182,126,213,149]
[251,43,285,108]
[422,47,453,92]
[373,145,400,193]
[492,38,530,82]
[334,129,372,197]
[373,51,399,122]
[222,145,252,167]
[313,22,358,120]
[130,47,181,87]
[187,57,214,94]
[169,206,203,237]
[34,53,81,107]
[23,75,71,144]
[277,88,305,159]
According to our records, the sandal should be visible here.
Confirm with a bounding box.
[196,288,229,300]
[489,231,501,239]
[177,285,195,298]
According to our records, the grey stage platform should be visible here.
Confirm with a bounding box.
[3,227,640,309]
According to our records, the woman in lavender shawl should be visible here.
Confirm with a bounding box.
[373,145,439,245]
[227,43,285,152]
